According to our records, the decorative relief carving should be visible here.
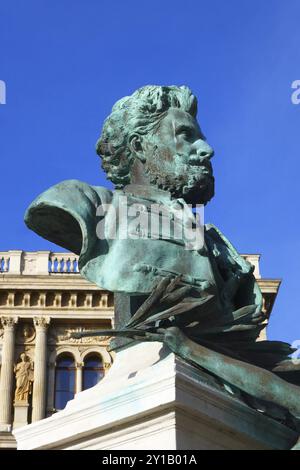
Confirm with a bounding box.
[1,316,18,328]
[16,324,36,344]
[48,326,110,345]
[33,316,50,329]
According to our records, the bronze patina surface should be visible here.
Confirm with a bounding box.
[25,86,300,449]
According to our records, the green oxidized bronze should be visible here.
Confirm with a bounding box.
[25,86,300,449]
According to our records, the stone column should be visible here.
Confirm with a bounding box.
[32,317,50,422]
[46,361,56,417]
[0,316,18,431]
[75,362,84,394]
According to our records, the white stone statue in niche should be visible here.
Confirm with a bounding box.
[14,353,34,402]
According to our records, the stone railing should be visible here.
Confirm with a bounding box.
[0,250,261,279]
[0,252,10,273]
[49,253,79,274]
[0,251,80,275]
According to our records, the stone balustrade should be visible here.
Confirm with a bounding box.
[0,250,261,279]
[0,251,80,275]
[49,253,79,274]
[0,252,10,273]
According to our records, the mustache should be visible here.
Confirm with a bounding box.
[188,153,214,166]
[171,151,213,174]
[145,152,214,183]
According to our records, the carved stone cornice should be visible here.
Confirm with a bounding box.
[33,316,50,329]
[0,288,113,313]
[1,316,18,329]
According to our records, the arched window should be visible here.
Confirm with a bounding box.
[83,354,104,391]
[54,354,75,410]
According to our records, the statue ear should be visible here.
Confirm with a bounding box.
[129,134,146,163]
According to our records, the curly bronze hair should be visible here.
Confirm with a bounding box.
[96,85,198,187]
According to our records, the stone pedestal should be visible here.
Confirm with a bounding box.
[13,342,298,450]
[13,402,29,429]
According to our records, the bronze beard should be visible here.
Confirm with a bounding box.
[144,147,215,205]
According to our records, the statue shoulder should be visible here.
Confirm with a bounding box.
[205,223,253,274]
[25,179,113,256]
[205,223,263,314]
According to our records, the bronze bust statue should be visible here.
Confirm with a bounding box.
[24,85,300,449]
[25,85,261,312]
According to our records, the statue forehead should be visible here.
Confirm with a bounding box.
[157,107,200,131]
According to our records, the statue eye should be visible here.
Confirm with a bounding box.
[182,131,190,138]
[176,126,193,139]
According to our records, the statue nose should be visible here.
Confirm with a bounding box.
[189,139,214,164]
[197,149,213,159]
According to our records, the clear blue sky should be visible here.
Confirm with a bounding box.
[1,0,299,344]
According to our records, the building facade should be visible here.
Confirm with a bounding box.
[0,250,280,449]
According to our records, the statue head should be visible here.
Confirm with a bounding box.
[20,353,28,362]
[23,326,30,338]
[96,85,214,205]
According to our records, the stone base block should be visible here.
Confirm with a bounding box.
[13,402,29,429]
[13,342,298,450]
[0,431,16,449]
